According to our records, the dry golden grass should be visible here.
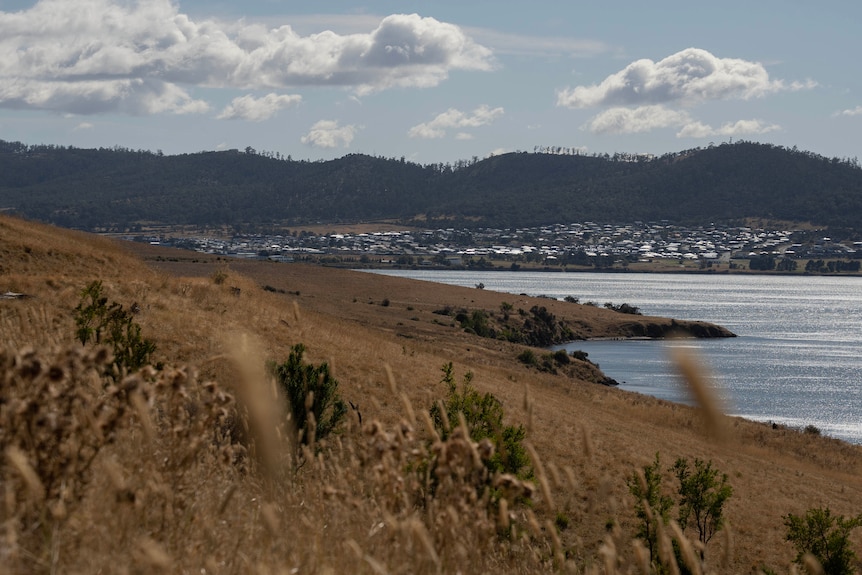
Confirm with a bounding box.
[2,214,862,574]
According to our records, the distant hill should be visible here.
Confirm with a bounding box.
[1,139,860,230]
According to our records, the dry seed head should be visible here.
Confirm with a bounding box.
[420,410,440,442]
[656,519,680,575]
[436,399,450,433]
[344,538,364,560]
[802,553,825,575]
[409,518,440,567]
[137,537,172,569]
[722,519,733,568]
[525,509,542,539]
[498,498,510,531]
[546,519,564,566]
[563,465,578,490]
[217,484,237,516]
[261,503,281,536]
[581,425,594,459]
[102,457,127,492]
[525,442,553,509]
[546,461,563,489]
[632,539,651,575]
[599,535,618,574]
[668,345,728,441]
[385,364,398,395]
[129,390,155,442]
[399,392,416,427]
[669,521,702,575]
[5,445,45,501]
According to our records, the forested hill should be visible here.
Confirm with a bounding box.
[1,139,861,230]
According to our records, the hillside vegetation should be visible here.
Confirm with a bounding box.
[1,214,862,574]
[1,139,861,230]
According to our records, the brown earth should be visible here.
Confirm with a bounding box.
[2,214,861,574]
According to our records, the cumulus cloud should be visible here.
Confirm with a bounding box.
[586,105,780,138]
[560,47,806,139]
[837,106,862,117]
[557,48,786,109]
[0,0,493,115]
[301,120,358,148]
[408,104,504,139]
[217,93,302,121]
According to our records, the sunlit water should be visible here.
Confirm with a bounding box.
[365,270,862,444]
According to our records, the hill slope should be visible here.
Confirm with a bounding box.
[2,139,861,230]
[1,214,861,573]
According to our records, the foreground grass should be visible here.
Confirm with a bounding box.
[2,214,862,573]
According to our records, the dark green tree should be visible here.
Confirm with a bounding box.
[74,280,156,379]
[784,507,862,575]
[271,344,347,446]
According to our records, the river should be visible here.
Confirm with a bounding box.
[365,269,862,444]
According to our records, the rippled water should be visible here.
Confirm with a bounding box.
[366,270,862,443]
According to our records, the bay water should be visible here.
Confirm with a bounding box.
[366,269,862,444]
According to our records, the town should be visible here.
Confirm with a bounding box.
[131,221,862,272]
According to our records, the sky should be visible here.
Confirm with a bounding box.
[1,0,860,165]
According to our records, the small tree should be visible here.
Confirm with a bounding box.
[673,457,733,544]
[627,453,674,564]
[271,344,347,446]
[784,507,862,575]
[74,280,156,379]
[430,363,530,478]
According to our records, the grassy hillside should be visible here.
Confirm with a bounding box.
[1,214,861,574]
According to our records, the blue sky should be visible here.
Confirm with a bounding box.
[1,0,859,164]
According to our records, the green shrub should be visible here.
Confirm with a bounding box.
[672,457,733,544]
[517,349,538,366]
[73,280,156,380]
[604,302,642,315]
[627,454,734,572]
[784,507,862,575]
[430,363,531,479]
[570,350,590,362]
[211,267,228,285]
[270,344,347,446]
[627,453,673,563]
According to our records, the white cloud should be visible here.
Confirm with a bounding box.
[73,122,94,131]
[217,93,302,121]
[558,48,789,109]
[464,27,615,59]
[586,106,692,134]
[837,106,862,117]
[0,1,493,115]
[564,48,802,139]
[408,104,504,139]
[301,120,358,148]
[677,118,780,138]
[586,105,780,138]
[455,132,474,140]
